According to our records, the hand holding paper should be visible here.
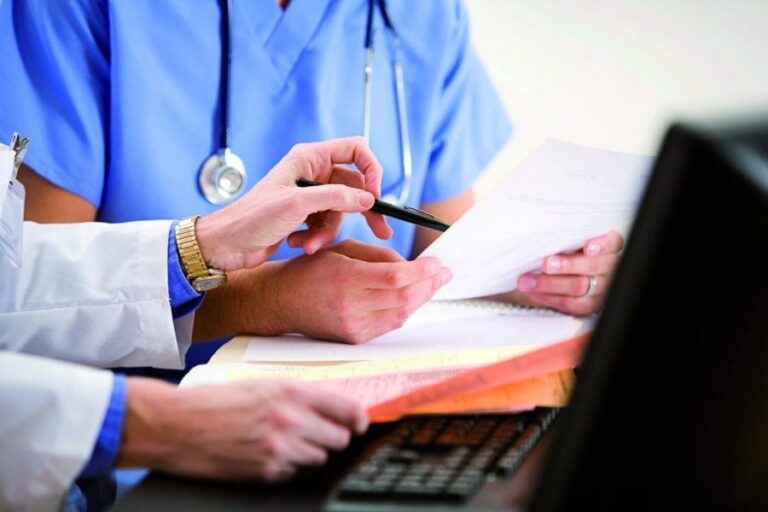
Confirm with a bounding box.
[513,229,625,315]
[422,139,652,302]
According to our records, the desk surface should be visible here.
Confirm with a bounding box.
[115,424,552,512]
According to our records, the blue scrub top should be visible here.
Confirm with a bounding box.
[0,0,511,260]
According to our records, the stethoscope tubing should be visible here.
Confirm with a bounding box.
[203,0,413,206]
[364,0,413,206]
[219,0,233,150]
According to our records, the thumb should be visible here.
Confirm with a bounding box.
[296,184,374,215]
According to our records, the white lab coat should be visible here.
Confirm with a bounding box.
[0,158,193,510]
[1,221,192,368]
[0,352,114,512]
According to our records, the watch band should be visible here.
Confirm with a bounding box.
[174,216,227,291]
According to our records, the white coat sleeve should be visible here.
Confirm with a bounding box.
[0,352,113,512]
[0,220,191,369]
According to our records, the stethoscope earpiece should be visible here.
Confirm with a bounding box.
[198,148,247,205]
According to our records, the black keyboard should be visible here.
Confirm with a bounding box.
[324,408,559,509]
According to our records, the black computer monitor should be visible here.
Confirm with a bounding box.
[530,118,768,509]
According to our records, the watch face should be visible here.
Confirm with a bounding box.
[192,274,227,292]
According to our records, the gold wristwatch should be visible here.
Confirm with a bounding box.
[174,216,228,292]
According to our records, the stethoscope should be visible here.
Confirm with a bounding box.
[199,0,413,206]
[199,0,246,205]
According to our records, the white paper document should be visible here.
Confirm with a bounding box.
[423,139,652,300]
[244,300,580,363]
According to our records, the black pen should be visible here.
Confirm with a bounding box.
[296,178,450,232]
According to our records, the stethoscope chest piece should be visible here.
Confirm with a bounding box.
[199,148,247,205]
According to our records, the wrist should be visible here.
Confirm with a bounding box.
[116,377,181,470]
[176,216,228,291]
[249,260,293,335]
[194,212,229,271]
[191,262,291,341]
[229,262,292,336]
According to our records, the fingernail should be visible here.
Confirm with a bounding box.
[586,243,601,256]
[440,267,453,285]
[519,275,537,292]
[358,192,373,208]
[425,258,440,274]
[358,416,370,434]
[547,256,562,272]
[306,240,320,254]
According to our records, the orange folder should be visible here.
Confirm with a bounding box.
[368,333,589,423]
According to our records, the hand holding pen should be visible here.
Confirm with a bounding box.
[296,178,450,232]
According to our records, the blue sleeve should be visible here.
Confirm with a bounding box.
[420,0,513,205]
[167,224,204,318]
[79,374,126,479]
[0,0,109,207]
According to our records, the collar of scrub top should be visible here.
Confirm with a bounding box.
[365,0,413,206]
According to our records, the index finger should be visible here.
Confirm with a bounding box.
[352,257,443,289]
[303,137,383,198]
[293,385,369,435]
[330,165,392,240]
[583,230,624,256]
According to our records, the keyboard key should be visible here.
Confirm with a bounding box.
[338,480,385,496]
[495,420,548,476]
[389,449,421,463]
[326,410,559,508]
[425,474,452,488]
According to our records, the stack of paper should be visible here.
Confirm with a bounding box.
[184,334,588,422]
[182,139,651,421]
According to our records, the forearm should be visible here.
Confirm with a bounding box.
[410,188,475,259]
[117,375,368,481]
[191,261,290,342]
[115,377,179,470]
[2,221,186,368]
[18,165,97,222]
[117,377,215,476]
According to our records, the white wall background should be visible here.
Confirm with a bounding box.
[464,0,768,194]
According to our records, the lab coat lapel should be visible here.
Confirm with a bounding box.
[0,148,13,211]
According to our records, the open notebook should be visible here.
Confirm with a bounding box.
[182,299,586,420]
[183,327,587,422]
[239,300,582,363]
